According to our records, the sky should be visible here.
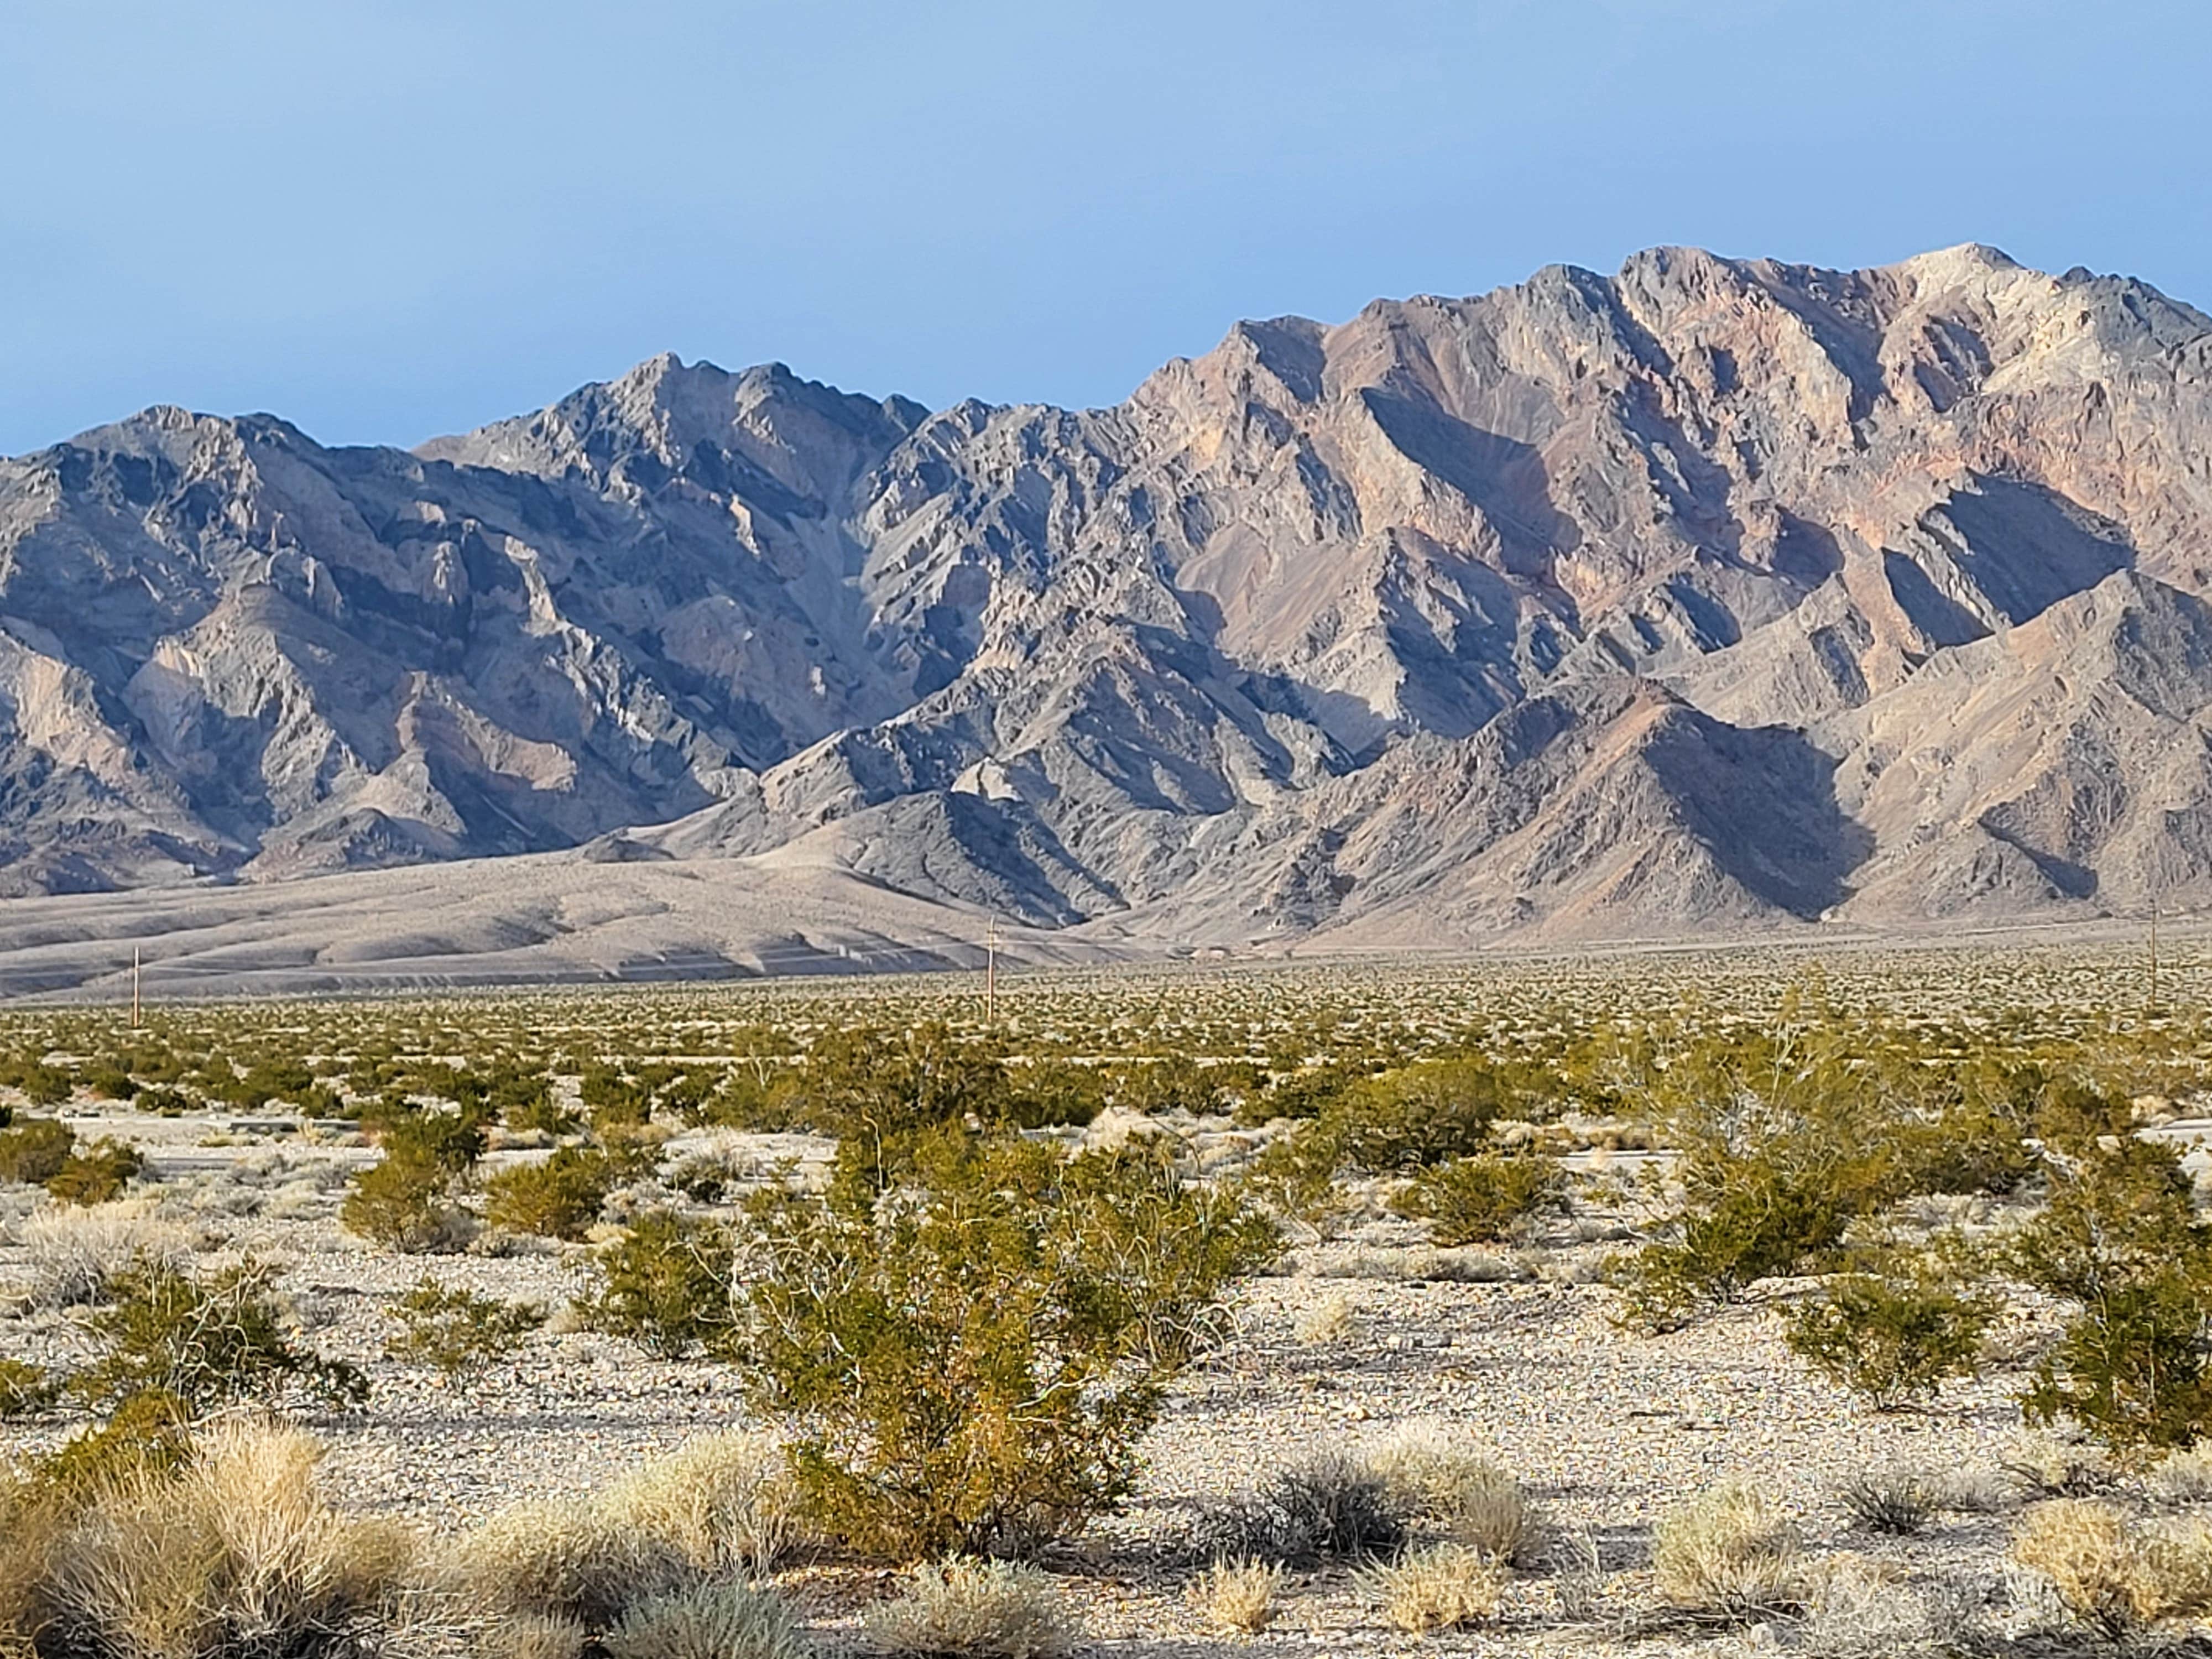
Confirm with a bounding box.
[3,0,2209,456]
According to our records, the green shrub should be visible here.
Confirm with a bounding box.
[0,1359,57,1419]
[383,1279,545,1379]
[29,1387,192,1495]
[1785,1263,1996,1409]
[1327,1060,1517,1168]
[580,1212,739,1358]
[72,1261,367,1416]
[0,1056,72,1107]
[43,1138,143,1206]
[1390,1152,1564,1244]
[739,1129,1273,1557]
[0,1118,75,1185]
[485,1146,615,1240]
[342,1145,472,1252]
[2010,1129,2212,1453]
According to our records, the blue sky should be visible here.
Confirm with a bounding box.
[4,0,2208,455]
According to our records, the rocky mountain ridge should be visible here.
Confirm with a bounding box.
[3,243,2207,960]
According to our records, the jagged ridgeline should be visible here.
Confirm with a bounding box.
[3,245,2209,956]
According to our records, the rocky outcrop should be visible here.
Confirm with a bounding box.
[3,244,2209,950]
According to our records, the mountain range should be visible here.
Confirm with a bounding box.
[2,242,2206,983]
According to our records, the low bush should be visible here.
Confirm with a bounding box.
[2148,1446,2212,1506]
[382,1280,545,1379]
[862,1559,1077,1659]
[29,1419,417,1659]
[1185,1558,1282,1635]
[1363,1427,1538,1563]
[456,1503,689,1630]
[1359,1542,1505,1633]
[14,1199,186,1308]
[1196,1453,1408,1567]
[599,1430,804,1580]
[2011,1499,2212,1640]
[0,1359,56,1418]
[1650,1483,1806,1618]
[43,1137,144,1206]
[743,1131,1271,1558]
[0,1118,75,1185]
[72,1261,367,1416]
[341,1144,474,1254]
[1390,1151,1564,1245]
[485,1146,615,1241]
[2008,1130,2212,1453]
[1837,1468,1940,1535]
[580,1212,739,1359]
[1784,1263,1995,1410]
[603,1583,806,1659]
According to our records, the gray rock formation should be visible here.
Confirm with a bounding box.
[3,244,2208,959]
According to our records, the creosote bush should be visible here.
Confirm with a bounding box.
[581,1211,740,1358]
[1784,1259,1995,1410]
[43,1138,143,1206]
[743,1128,1274,1558]
[2008,1108,2212,1453]
[342,1111,482,1253]
[1390,1151,1564,1245]
[383,1279,545,1379]
[72,1260,367,1416]
[485,1146,615,1241]
[0,1118,75,1185]
[862,1559,1078,1659]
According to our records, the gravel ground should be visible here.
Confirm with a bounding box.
[0,1108,2130,1657]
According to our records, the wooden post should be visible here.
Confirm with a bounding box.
[985,916,998,1024]
[132,945,141,1030]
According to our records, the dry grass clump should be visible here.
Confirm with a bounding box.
[862,1560,1077,1659]
[1651,1483,1806,1618]
[1185,1559,1283,1635]
[455,1503,688,1629]
[1359,1543,1505,1633]
[1292,1288,1355,1345]
[2011,1499,2212,1640]
[2148,1445,2212,1506]
[599,1430,803,1579]
[476,1613,589,1659]
[34,1418,416,1659]
[2001,1435,2112,1499]
[602,1582,806,1659]
[14,1199,187,1307]
[1365,1425,1540,1562]
[1795,1557,1938,1658]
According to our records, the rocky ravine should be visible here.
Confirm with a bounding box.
[2,243,2209,973]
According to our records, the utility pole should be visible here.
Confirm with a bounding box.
[985,916,998,1025]
[131,945,141,1030]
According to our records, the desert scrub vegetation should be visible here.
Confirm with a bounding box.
[484,1144,618,1241]
[602,1583,806,1659]
[382,1279,545,1379]
[0,1417,415,1659]
[1651,1483,1808,1619]
[2010,1498,2212,1640]
[1196,1452,1410,1567]
[1364,1426,1541,1562]
[740,1127,1275,1557]
[1185,1558,1284,1634]
[71,1259,367,1415]
[862,1559,1078,1659]
[1389,1149,1565,1244]
[580,1209,742,1358]
[1359,1542,1507,1632]
[1783,1253,1997,1410]
[341,1107,484,1251]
